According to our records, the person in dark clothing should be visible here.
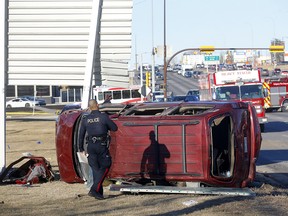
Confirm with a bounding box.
[102,94,112,104]
[79,99,118,200]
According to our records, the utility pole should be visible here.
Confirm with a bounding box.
[140,54,144,101]
[151,0,155,93]
[163,0,167,101]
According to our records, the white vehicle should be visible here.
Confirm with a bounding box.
[152,91,164,102]
[6,98,40,108]
[181,65,193,76]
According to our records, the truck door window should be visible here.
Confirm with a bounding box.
[210,115,234,178]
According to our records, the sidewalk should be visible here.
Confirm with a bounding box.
[6,106,58,121]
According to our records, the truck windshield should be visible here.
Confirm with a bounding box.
[214,86,240,100]
[240,84,263,99]
[215,84,263,100]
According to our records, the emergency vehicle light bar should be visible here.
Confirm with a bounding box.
[224,78,258,85]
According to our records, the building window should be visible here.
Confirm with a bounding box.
[6,85,15,97]
[36,86,50,96]
[18,86,34,97]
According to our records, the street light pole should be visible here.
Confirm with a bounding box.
[151,0,155,93]
[163,0,167,101]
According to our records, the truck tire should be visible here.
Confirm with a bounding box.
[25,103,30,107]
[281,101,288,112]
[260,124,265,133]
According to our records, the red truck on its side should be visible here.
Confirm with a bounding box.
[56,101,262,188]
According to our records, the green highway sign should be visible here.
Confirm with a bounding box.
[204,56,220,61]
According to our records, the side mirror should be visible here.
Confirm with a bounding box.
[263,88,268,98]
[212,91,216,100]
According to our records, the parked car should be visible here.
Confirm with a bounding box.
[56,101,262,188]
[152,91,164,102]
[196,64,204,69]
[6,98,39,108]
[273,68,281,76]
[193,71,203,79]
[20,96,46,106]
[167,66,173,72]
[184,95,199,102]
[261,69,269,77]
[173,64,182,72]
[184,71,192,78]
[172,95,199,102]
[155,72,164,80]
[186,89,200,101]
[171,95,186,101]
[137,73,146,79]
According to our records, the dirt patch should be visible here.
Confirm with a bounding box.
[1,120,288,216]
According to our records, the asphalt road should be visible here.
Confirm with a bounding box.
[256,111,288,187]
[167,71,199,95]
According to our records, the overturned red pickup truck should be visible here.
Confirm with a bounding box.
[56,101,261,188]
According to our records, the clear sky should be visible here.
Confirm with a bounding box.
[130,0,288,67]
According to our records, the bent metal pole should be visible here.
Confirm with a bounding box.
[81,0,101,109]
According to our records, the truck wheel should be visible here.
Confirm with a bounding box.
[281,101,288,112]
[7,105,12,108]
[25,103,30,107]
[260,124,265,133]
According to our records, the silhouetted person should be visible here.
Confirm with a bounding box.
[140,131,170,179]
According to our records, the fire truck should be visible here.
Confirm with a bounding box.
[211,70,267,132]
[263,77,288,112]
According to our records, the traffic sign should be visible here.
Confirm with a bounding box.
[205,56,220,61]
[269,45,284,53]
[200,46,215,54]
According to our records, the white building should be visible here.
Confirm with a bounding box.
[5,0,133,103]
[181,53,204,67]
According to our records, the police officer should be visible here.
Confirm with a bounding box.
[79,99,118,200]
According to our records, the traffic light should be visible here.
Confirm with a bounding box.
[200,46,215,54]
[152,47,157,55]
[269,45,284,53]
[146,72,151,87]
